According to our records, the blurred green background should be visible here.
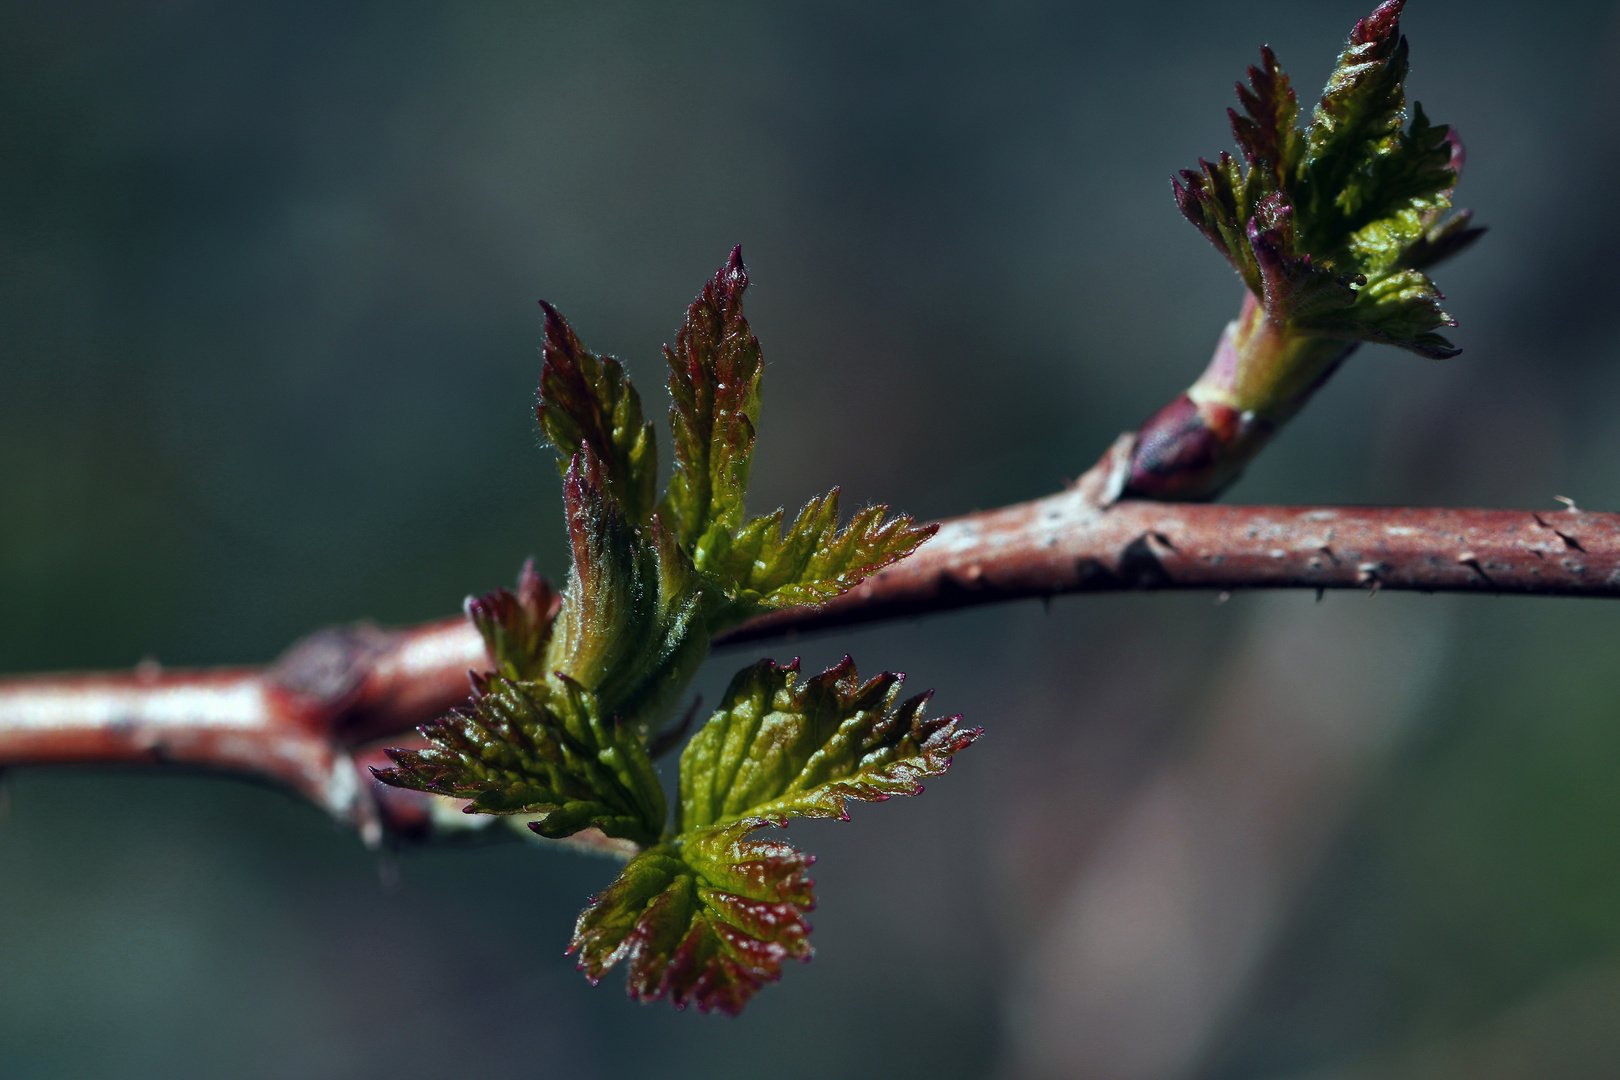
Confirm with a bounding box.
[4,1,1620,1077]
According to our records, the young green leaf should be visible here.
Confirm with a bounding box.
[568,823,815,1015]
[465,559,561,682]
[1174,44,1306,284]
[1174,153,1263,292]
[1173,0,1481,359]
[546,447,708,737]
[1294,0,1413,252]
[537,301,658,526]
[679,656,981,832]
[1310,267,1465,358]
[373,672,666,847]
[658,246,764,563]
[705,490,937,625]
[562,655,976,1011]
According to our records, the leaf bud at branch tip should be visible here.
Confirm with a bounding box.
[1096,0,1481,502]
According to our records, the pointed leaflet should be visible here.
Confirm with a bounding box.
[568,824,815,1015]
[1312,269,1462,358]
[680,657,980,831]
[1175,46,1301,284]
[707,489,938,620]
[1341,102,1459,248]
[373,672,666,846]
[1295,0,1413,251]
[1327,110,1468,357]
[1230,45,1303,185]
[546,447,708,736]
[649,247,934,622]
[465,558,562,681]
[537,301,658,526]
[1290,2,1469,271]
[658,247,764,562]
[1174,153,1265,291]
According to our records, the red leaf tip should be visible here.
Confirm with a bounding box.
[537,300,571,345]
[1444,127,1467,175]
[1351,0,1405,46]
[713,246,749,305]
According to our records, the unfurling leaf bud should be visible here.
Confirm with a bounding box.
[1123,0,1482,501]
[377,249,971,1014]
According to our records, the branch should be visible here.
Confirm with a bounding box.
[722,493,1620,641]
[0,618,485,846]
[5,493,1616,842]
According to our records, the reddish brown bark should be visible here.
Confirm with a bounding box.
[723,494,1620,641]
[5,495,1617,842]
[0,618,483,844]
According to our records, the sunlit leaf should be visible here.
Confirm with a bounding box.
[706,490,937,625]
[680,656,980,832]
[1294,0,1414,252]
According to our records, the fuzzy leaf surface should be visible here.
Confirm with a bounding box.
[658,246,764,565]
[568,823,816,1015]
[537,301,658,526]
[1294,0,1413,253]
[546,447,708,737]
[680,657,981,832]
[465,558,562,682]
[374,672,666,846]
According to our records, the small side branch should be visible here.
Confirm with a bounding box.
[4,496,1616,842]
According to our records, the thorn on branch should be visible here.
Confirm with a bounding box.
[1118,533,1172,588]
[1533,513,1585,552]
[1456,551,1494,584]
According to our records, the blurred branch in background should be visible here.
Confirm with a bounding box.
[1003,592,1447,1079]
[4,493,1617,845]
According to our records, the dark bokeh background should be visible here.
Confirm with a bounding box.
[5,2,1620,1077]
